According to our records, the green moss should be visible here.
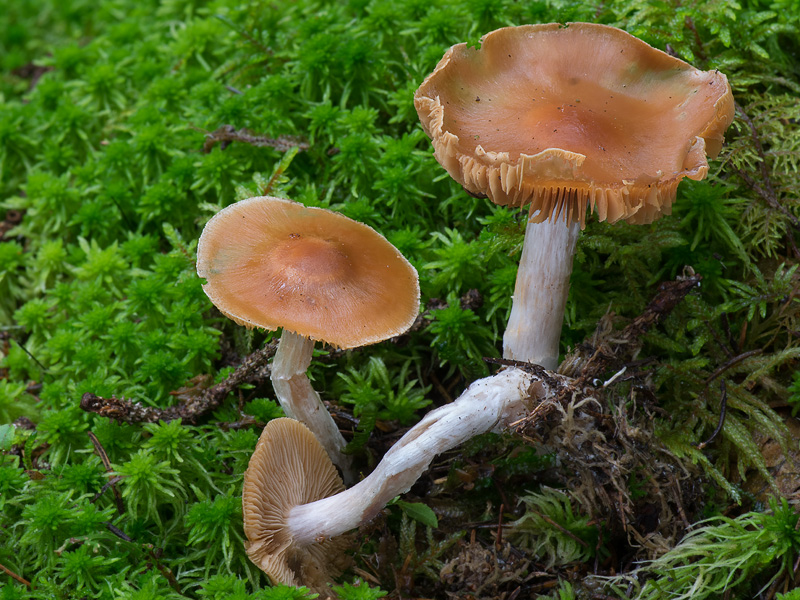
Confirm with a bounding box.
[1,0,799,597]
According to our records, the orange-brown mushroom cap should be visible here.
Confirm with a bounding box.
[243,418,350,596]
[196,196,420,349]
[414,23,735,226]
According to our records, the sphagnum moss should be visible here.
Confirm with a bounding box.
[1,0,800,598]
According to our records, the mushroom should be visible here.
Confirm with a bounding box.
[197,196,420,482]
[414,22,735,369]
[253,367,552,561]
[243,417,350,597]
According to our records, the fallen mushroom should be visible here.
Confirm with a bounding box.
[197,196,420,482]
[414,22,735,369]
[243,417,350,597]
[254,367,552,557]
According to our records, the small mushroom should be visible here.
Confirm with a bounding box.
[243,417,350,597]
[197,196,420,482]
[414,23,734,369]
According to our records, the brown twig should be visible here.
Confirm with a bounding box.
[428,371,453,404]
[217,415,260,431]
[81,341,278,425]
[683,17,708,62]
[719,312,738,355]
[0,561,30,587]
[764,567,788,600]
[495,503,505,551]
[86,431,113,471]
[9,338,47,373]
[91,476,124,506]
[145,545,182,595]
[87,431,125,514]
[105,522,132,542]
[703,349,762,386]
[200,124,309,154]
[484,357,550,379]
[696,380,742,465]
[568,273,703,384]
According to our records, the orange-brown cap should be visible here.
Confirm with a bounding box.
[414,23,735,227]
[196,196,420,349]
[243,417,350,596]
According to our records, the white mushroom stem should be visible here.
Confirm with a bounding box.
[503,216,580,370]
[287,367,545,545]
[271,330,355,484]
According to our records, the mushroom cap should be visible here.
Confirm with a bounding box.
[196,195,420,349]
[243,417,350,596]
[414,23,735,226]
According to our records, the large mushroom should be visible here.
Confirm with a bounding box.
[197,196,420,482]
[414,22,735,369]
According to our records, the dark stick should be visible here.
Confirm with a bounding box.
[484,357,549,379]
[495,503,505,551]
[569,273,703,383]
[703,349,762,386]
[145,545,183,595]
[697,380,728,450]
[81,341,278,425]
[200,124,308,154]
[87,431,125,514]
[105,522,132,542]
[683,17,708,62]
[0,562,30,586]
[91,476,124,507]
[10,338,47,373]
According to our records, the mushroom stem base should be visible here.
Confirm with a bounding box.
[503,217,580,370]
[287,367,548,545]
[271,330,354,484]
